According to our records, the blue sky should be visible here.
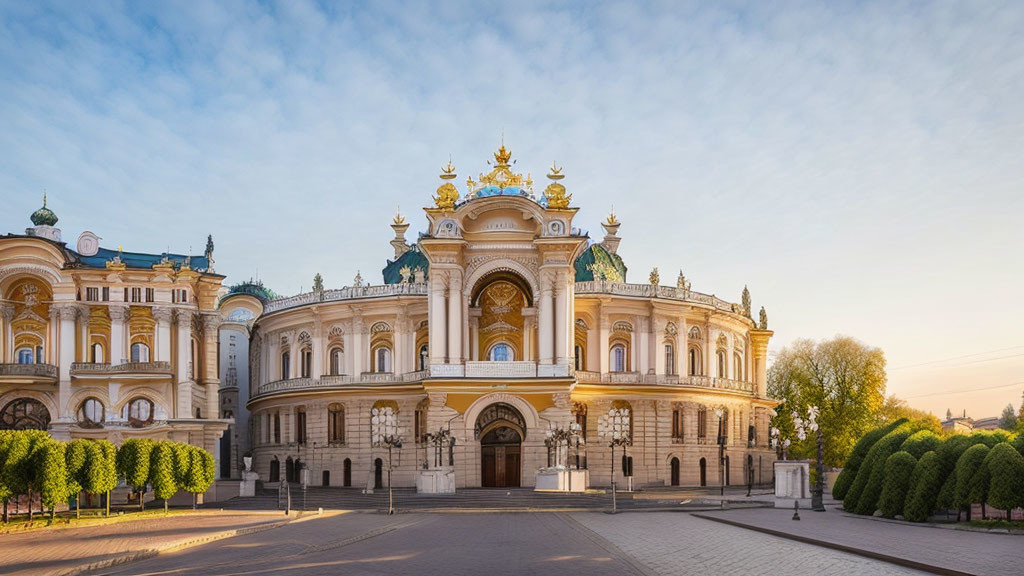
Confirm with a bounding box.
[2,1,1022,419]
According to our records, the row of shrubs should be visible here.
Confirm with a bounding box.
[0,430,215,522]
[832,419,1024,522]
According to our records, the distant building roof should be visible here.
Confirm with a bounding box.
[74,246,210,271]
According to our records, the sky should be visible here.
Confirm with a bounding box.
[1,1,1022,420]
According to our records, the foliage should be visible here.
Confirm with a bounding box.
[935,470,958,511]
[903,451,943,522]
[90,440,119,496]
[984,443,1024,514]
[37,441,69,516]
[953,444,990,513]
[148,441,178,507]
[0,431,17,507]
[767,336,887,467]
[1012,433,1024,458]
[64,439,91,497]
[877,395,942,435]
[878,451,917,519]
[846,424,915,515]
[998,403,1017,431]
[899,430,941,459]
[116,439,153,493]
[832,419,907,500]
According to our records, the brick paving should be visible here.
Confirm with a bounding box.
[695,508,1021,576]
[0,511,299,576]
[571,512,924,576]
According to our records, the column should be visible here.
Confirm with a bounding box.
[538,272,553,364]
[598,308,610,373]
[109,305,128,365]
[428,274,446,364]
[154,307,173,363]
[0,304,13,363]
[462,293,471,362]
[447,270,462,364]
[342,328,354,376]
[48,307,58,364]
[393,314,406,374]
[638,315,650,375]
[312,317,325,378]
[58,305,77,420]
[553,271,567,365]
[175,309,193,418]
[469,311,480,361]
[522,314,534,362]
[77,306,89,363]
[351,316,365,375]
[202,314,221,419]
[749,329,773,398]
[652,317,664,376]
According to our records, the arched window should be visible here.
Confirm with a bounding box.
[130,342,150,363]
[697,405,708,441]
[329,348,344,376]
[91,342,104,363]
[281,351,290,379]
[123,397,154,428]
[328,403,345,444]
[269,458,280,482]
[273,411,281,444]
[734,354,743,381]
[16,347,34,364]
[0,398,51,430]
[717,350,726,378]
[664,344,675,375]
[373,346,392,373]
[300,346,312,378]
[77,397,105,428]
[418,345,429,371]
[295,406,307,444]
[699,457,707,486]
[670,457,680,486]
[574,344,585,371]
[343,458,352,487]
[611,344,626,372]
[489,343,512,362]
[688,347,701,376]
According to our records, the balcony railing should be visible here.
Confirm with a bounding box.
[257,370,430,395]
[574,370,754,393]
[428,362,573,379]
[574,280,741,314]
[0,363,58,379]
[264,283,428,314]
[70,361,174,375]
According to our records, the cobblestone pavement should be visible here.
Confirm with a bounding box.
[0,512,298,576]
[571,512,925,576]
[86,511,929,576]
[697,507,1022,576]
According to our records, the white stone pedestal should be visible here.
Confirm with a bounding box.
[773,460,811,509]
[417,469,456,494]
[534,469,588,492]
[239,471,259,497]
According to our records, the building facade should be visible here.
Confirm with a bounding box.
[247,146,778,491]
[0,198,229,471]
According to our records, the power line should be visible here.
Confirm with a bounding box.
[889,346,1024,371]
[902,381,1024,400]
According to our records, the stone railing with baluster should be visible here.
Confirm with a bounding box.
[0,363,58,379]
[573,369,753,394]
[257,370,430,396]
[574,281,739,313]
[71,361,173,375]
[263,282,429,314]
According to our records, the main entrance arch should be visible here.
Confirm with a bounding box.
[475,402,525,488]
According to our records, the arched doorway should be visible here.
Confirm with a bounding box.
[285,457,295,482]
[343,458,352,487]
[475,402,526,488]
[374,458,383,489]
[699,457,707,487]
[670,457,680,486]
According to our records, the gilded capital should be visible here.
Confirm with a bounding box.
[152,306,175,323]
[749,329,774,358]
[108,304,129,321]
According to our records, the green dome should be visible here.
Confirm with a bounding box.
[574,243,627,282]
[30,195,58,226]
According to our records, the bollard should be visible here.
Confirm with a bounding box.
[792,500,801,521]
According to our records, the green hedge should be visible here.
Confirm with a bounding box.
[953,443,990,520]
[900,430,941,459]
[878,451,916,518]
[832,419,907,501]
[903,451,942,522]
[148,441,179,513]
[985,443,1024,517]
[846,424,915,515]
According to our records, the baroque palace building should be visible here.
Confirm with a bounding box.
[245,144,778,491]
[0,197,232,479]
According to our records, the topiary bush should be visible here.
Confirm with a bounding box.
[117,438,154,510]
[848,424,915,515]
[954,443,990,520]
[179,445,216,510]
[37,440,68,522]
[148,441,178,514]
[985,443,1024,520]
[64,439,90,517]
[903,451,943,522]
[878,451,917,518]
[91,440,119,515]
[900,430,941,459]
[1011,433,1024,458]
[832,419,907,501]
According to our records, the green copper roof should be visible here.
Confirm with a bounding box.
[574,242,627,282]
[383,245,429,284]
[30,194,58,226]
[224,280,277,303]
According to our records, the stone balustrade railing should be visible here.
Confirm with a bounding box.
[574,281,741,314]
[70,361,174,374]
[264,283,429,314]
[0,363,58,379]
[257,370,430,396]
[574,370,754,393]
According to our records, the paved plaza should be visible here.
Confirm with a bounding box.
[72,512,925,576]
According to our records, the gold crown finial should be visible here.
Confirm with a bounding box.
[547,161,564,180]
[440,157,457,180]
[605,206,619,226]
[494,142,512,165]
[393,206,406,225]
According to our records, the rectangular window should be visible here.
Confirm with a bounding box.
[86,287,99,301]
[130,287,142,303]
[124,287,129,302]
[672,409,684,441]
[697,408,707,441]
[145,288,154,302]
[273,412,281,444]
[296,408,307,444]
[102,286,109,301]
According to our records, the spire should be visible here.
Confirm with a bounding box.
[30,192,59,227]
[390,206,411,259]
[601,206,622,254]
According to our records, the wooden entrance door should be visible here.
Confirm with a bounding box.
[480,426,521,487]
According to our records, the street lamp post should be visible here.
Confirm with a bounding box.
[372,406,404,515]
[598,406,631,514]
[715,407,726,497]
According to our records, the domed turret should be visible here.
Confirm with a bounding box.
[31,193,58,226]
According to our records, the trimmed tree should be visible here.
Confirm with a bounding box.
[0,431,14,523]
[878,451,917,518]
[21,430,54,521]
[116,439,154,510]
[64,439,90,518]
[833,419,907,501]
[847,424,915,515]
[953,444,990,521]
[903,451,943,522]
[37,440,69,523]
[985,443,1024,520]
[148,441,178,514]
[899,430,941,459]
[1011,433,1024,458]
[180,445,216,510]
[90,440,119,516]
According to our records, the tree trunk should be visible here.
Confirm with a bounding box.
[192,492,197,511]
[76,493,80,519]
[164,499,168,515]
[105,491,110,517]
[140,490,145,511]
[49,505,55,523]
[27,489,33,522]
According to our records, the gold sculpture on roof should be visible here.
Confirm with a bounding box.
[605,207,620,226]
[433,159,459,210]
[465,143,534,198]
[543,161,571,209]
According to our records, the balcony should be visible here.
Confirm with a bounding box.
[574,370,754,393]
[256,370,430,396]
[0,363,58,383]
[70,361,174,377]
[428,362,573,379]
[574,280,741,314]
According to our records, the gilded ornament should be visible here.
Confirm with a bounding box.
[759,306,768,329]
[649,267,660,286]
[605,208,620,227]
[433,160,460,209]
[543,161,571,209]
